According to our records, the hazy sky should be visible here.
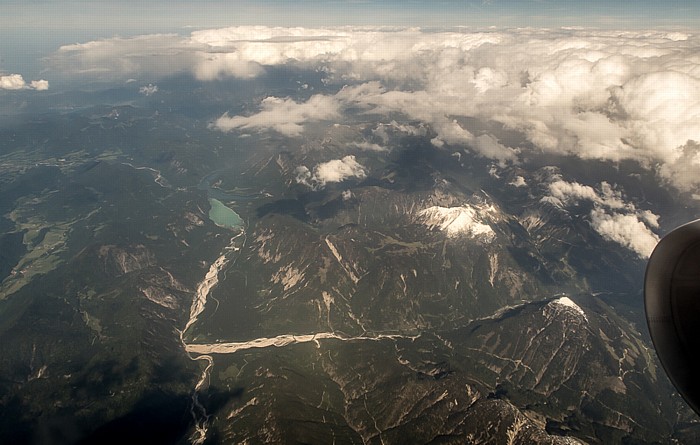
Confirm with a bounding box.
[3,0,700,32]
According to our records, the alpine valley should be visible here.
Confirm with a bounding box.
[1,37,700,444]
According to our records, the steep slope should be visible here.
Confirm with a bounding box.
[191,294,688,444]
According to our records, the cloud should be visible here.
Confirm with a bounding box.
[213,81,520,163]
[590,209,660,259]
[509,176,527,187]
[472,134,519,165]
[543,179,660,258]
[30,80,49,91]
[548,180,610,207]
[545,180,633,213]
[139,84,158,95]
[50,34,199,80]
[50,26,700,190]
[213,94,342,136]
[610,72,700,156]
[212,82,382,136]
[472,67,508,93]
[373,121,428,143]
[313,155,367,186]
[351,141,387,152]
[657,141,700,192]
[0,74,48,91]
[294,165,313,187]
[296,155,367,189]
[0,74,26,90]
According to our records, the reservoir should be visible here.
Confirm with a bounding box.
[208,198,243,229]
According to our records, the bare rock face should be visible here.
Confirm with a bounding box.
[98,244,155,276]
[200,294,677,444]
[443,296,675,444]
[455,398,586,445]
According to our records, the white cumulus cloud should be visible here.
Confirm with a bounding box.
[590,209,660,259]
[213,94,342,137]
[30,79,49,91]
[0,74,27,90]
[139,84,158,95]
[351,141,387,152]
[657,141,700,192]
[296,156,367,189]
[509,176,527,187]
[0,74,49,91]
[543,179,660,258]
[313,155,367,186]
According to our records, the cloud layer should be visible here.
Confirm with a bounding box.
[51,26,700,191]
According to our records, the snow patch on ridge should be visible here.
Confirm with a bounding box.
[418,204,496,241]
[550,296,588,321]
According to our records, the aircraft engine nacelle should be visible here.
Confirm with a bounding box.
[645,219,700,415]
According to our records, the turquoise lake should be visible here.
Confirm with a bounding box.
[208,198,243,229]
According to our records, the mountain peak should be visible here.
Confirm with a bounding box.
[417,203,496,241]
